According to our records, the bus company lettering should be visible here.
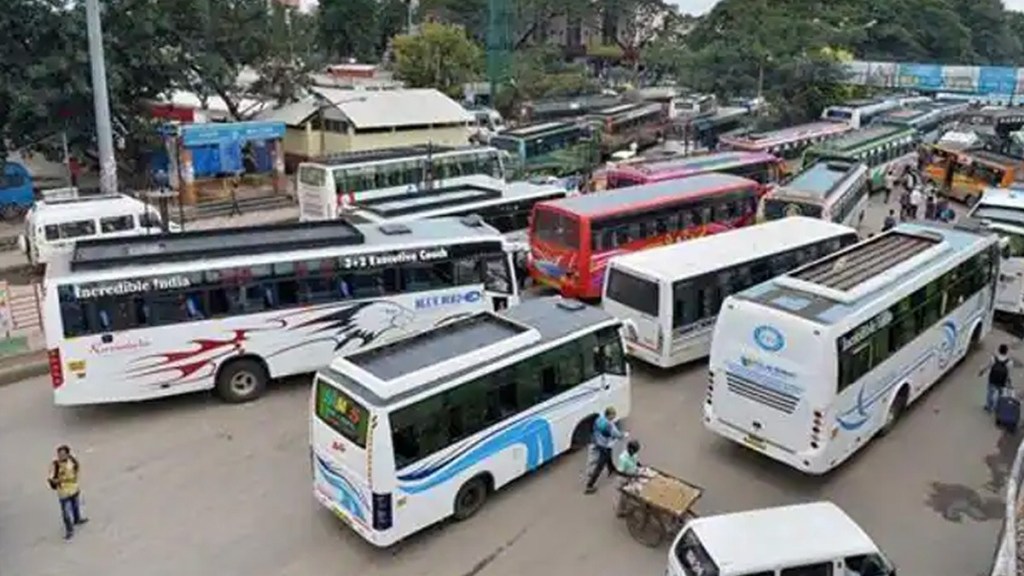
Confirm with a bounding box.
[839,309,894,353]
[74,276,192,299]
[341,248,449,270]
[90,337,152,355]
[415,290,483,310]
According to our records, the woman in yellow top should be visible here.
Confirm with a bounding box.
[48,445,88,540]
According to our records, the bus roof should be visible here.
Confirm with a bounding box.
[66,217,499,273]
[813,124,913,153]
[610,217,854,281]
[540,173,755,218]
[499,121,577,138]
[968,149,1023,167]
[351,177,564,219]
[733,223,990,325]
[326,298,618,406]
[612,151,776,176]
[307,144,492,168]
[721,121,849,148]
[687,502,877,573]
[779,159,865,200]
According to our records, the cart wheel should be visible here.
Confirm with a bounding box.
[627,507,666,548]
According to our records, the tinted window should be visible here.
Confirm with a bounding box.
[781,563,832,576]
[298,166,327,187]
[314,378,370,448]
[763,198,823,220]
[100,215,135,233]
[57,220,97,239]
[606,268,659,316]
[533,209,580,249]
[674,529,720,576]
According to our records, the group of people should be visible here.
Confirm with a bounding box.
[882,168,954,232]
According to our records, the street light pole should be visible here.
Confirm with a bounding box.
[85,0,118,195]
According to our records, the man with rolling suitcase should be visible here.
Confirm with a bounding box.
[981,344,1021,431]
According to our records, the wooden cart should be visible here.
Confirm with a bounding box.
[615,466,703,548]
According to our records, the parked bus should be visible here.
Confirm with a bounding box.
[490,121,598,178]
[589,102,667,156]
[821,98,901,129]
[718,121,851,169]
[296,145,506,219]
[966,186,1024,317]
[604,151,784,190]
[311,297,630,546]
[801,124,918,192]
[44,217,520,406]
[521,94,621,124]
[922,145,1024,206]
[761,158,870,227]
[874,101,968,143]
[706,223,1000,474]
[603,217,858,368]
[956,108,1024,139]
[528,173,762,300]
[668,502,896,576]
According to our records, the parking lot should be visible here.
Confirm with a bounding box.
[0,325,1013,576]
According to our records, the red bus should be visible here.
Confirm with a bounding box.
[528,173,763,299]
[604,151,784,190]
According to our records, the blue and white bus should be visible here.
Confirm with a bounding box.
[821,98,901,129]
[310,297,631,546]
[706,223,1000,474]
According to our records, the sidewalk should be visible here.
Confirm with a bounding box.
[0,348,48,386]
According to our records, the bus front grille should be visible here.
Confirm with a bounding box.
[725,371,798,414]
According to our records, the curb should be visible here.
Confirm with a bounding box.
[0,351,48,387]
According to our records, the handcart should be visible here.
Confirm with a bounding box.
[615,466,703,548]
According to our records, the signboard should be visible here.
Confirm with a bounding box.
[942,66,978,92]
[897,63,943,90]
[181,121,286,147]
[862,62,897,88]
[978,66,1018,95]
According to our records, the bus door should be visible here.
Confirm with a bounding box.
[997,231,1024,315]
[482,252,517,310]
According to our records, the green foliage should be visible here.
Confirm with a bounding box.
[392,22,484,97]
[319,0,411,62]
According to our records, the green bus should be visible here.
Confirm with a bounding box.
[802,124,918,191]
[491,121,599,178]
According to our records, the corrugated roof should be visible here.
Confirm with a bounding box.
[255,98,319,126]
[311,87,472,129]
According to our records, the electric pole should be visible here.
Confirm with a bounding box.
[85,0,118,194]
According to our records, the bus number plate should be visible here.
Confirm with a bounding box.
[743,434,766,451]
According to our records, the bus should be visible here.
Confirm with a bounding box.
[490,121,598,178]
[44,217,520,406]
[718,122,851,170]
[922,146,1024,206]
[311,297,630,546]
[956,108,1024,139]
[802,124,918,192]
[706,223,1000,474]
[603,217,858,368]
[604,151,784,190]
[296,145,506,219]
[528,173,763,300]
[521,94,621,124]
[589,102,667,156]
[874,101,968,143]
[343,175,570,254]
[966,187,1024,317]
[761,158,869,227]
[821,98,901,129]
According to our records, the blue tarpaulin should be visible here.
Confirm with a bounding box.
[177,121,285,178]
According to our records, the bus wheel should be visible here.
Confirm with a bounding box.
[216,358,268,403]
[879,387,908,437]
[970,324,983,351]
[570,415,597,451]
[453,476,490,521]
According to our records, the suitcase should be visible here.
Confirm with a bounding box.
[996,389,1020,432]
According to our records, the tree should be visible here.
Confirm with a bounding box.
[319,0,384,63]
[392,22,483,97]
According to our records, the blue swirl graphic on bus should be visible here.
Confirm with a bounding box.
[396,386,600,494]
[937,321,957,370]
[315,455,368,522]
[753,325,785,352]
[534,260,565,279]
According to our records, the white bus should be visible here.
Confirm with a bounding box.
[296,145,507,221]
[668,502,896,576]
[966,186,1024,316]
[44,217,520,406]
[822,98,901,129]
[761,158,870,228]
[20,190,174,266]
[706,223,999,474]
[310,297,631,546]
[603,217,858,368]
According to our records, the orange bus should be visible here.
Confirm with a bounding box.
[922,145,1024,206]
[527,173,762,299]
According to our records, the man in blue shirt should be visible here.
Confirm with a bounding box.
[585,407,625,494]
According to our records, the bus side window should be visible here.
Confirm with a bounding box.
[185,294,205,320]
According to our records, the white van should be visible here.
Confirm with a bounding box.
[20,190,177,266]
[668,502,896,576]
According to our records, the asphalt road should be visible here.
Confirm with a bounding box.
[0,192,1009,576]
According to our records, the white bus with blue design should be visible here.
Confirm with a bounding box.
[310,297,631,546]
[706,223,1000,474]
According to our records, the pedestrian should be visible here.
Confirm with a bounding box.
[617,438,642,478]
[899,190,911,220]
[584,407,626,494]
[883,169,895,204]
[937,197,951,223]
[882,209,897,231]
[980,344,1016,412]
[925,192,936,220]
[909,186,923,220]
[47,445,88,540]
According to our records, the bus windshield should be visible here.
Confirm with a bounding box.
[763,197,823,220]
[315,377,371,448]
[533,209,580,249]
[674,529,720,576]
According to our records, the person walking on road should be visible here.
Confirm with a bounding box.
[47,445,88,540]
[909,186,923,220]
[584,407,626,494]
[980,344,1017,412]
[882,209,897,232]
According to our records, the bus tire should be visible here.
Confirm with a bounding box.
[879,386,908,437]
[570,415,597,451]
[453,475,490,521]
[970,323,984,351]
[215,358,268,404]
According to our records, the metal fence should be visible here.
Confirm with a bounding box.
[992,437,1024,576]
